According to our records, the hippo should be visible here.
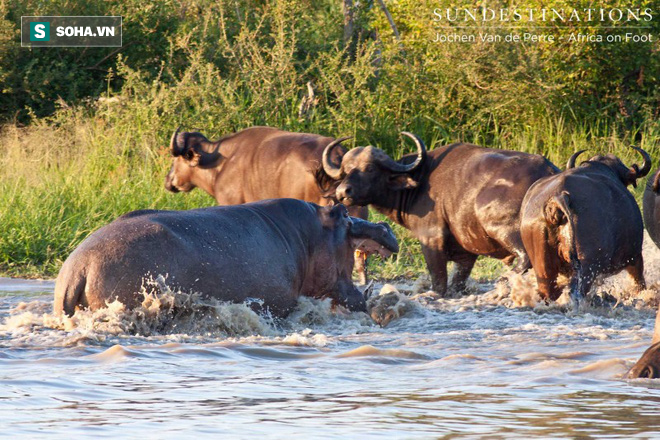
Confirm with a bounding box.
[629,341,660,379]
[53,199,398,318]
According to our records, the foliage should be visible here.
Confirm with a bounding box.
[0,0,659,277]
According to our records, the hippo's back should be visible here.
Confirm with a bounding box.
[54,199,320,316]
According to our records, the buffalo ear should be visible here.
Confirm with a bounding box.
[626,169,638,188]
[387,174,418,191]
[184,149,201,167]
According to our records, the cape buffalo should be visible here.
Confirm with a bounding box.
[321,132,559,295]
[164,126,372,283]
[629,169,660,378]
[53,199,398,318]
[520,148,651,302]
[643,168,660,249]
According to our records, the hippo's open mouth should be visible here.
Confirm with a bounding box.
[352,238,395,259]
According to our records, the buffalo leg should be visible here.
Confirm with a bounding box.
[420,243,448,296]
[625,255,646,291]
[348,205,370,285]
[492,229,531,274]
[513,251,532,274]
[536,275,563,302]
[354,250,368,285]
[532,260,562,302]
[450,252,477,293]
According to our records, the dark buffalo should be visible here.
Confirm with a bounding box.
[321,132,559,295]
[520,148,651,302]
[53,199,398,318]
[164,126,372,282]
[630,169,660,378]
[643,168,660,249]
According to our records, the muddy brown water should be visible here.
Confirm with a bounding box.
[2,237,660,438]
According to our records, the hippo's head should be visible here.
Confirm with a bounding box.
[566,146,651,188]
[320,132,427,206]
[165,127,220,193]
[628,342,660,379]
[311,204,398,312]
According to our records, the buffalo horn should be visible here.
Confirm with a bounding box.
[380,132,427,173]
[322,136,352,180]
[566,150,586,169]
[170,126,184,156]
[630,146,652,179]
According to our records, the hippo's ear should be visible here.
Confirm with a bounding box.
[319,204,349,229]
[183,149,201,167]
[387,174,418,191]
[641,365,656,378]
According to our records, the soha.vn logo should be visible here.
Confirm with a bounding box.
[30,22,50,41]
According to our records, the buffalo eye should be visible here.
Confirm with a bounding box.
[364,164,377,173]
[184,150,195,161]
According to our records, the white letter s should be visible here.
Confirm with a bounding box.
[35,24,45,39]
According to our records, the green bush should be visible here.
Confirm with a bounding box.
[0,0,658,278]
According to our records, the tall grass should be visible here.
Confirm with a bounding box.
[1,0,658,278]
[2,104,658,279]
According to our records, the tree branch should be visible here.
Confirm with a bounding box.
[375,0,400,41]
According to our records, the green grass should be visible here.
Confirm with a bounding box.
[1,111,657,281]
[1,0,658,280]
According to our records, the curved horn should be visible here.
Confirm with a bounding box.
[380,132,427,173]
[566,150,586,169]
[322,136,351,180]
[170,126,184,156]
[629,146,652,179]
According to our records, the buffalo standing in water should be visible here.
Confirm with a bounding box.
[520,148,651,302]
[628,168,660,378]
[53,199,398,317]
[164,126,372,283]
[321,132,559,295]
[643,167,660,249]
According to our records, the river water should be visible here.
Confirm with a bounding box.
[3,241,660,438]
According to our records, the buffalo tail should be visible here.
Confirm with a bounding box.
[544,191,580,271]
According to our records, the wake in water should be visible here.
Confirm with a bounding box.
[3,233,660,348]
[1,274,657,347]
[0,275,381,347]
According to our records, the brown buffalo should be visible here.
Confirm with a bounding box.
[54,199,398,318]
[321,132,559,295]
[520,148,651,303]
[164,126,371,282]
